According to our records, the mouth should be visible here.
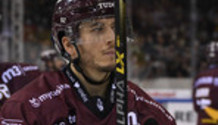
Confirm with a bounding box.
[103,50,115,56]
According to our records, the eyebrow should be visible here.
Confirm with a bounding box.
[89,21,104,28]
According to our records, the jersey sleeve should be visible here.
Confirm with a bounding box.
[0,101,39,125]
[128,82,176,125]
[139,93,176,125]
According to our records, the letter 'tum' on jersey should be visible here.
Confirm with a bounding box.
[0,62,41,106]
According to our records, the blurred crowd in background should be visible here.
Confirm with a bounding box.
[130,0,218,79]
[1,0,218,79]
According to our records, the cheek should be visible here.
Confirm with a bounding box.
[88,33,105,44]
[79,35,107,63]
[79,44,99,62]
[81,38,103,56]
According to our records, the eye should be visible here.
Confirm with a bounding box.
[91,26,104,32]
[89,22,105,33]
[111,24,115,32]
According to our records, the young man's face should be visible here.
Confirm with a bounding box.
[77,17,115,72]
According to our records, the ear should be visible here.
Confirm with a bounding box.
[62,36,78,59]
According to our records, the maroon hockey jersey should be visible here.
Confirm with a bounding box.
[0,62,41,106]
[0,66,175,125]
[193,66,218,125]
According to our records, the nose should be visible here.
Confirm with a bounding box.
[106,27,115,47]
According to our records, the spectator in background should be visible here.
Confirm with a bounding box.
[40,49,66,71]
[131,0,191,78]
[193,41,218,125]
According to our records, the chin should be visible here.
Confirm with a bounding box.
[100,64,116,72]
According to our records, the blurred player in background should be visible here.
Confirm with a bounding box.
[40,49,66,71]
[0,0,175,124]
[0,62,41,107]
[0,49,65,108]
[193,41,218,125]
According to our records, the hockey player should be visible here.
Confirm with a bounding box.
[0,0,176,125]
[0,62,41,106]
[193,41,218,125]
[40,49,66,71]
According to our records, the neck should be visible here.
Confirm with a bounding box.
[70,63,110,97]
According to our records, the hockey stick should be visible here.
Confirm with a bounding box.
[115,0,127,125]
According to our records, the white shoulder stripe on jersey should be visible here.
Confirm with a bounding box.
[128,86,174,122]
